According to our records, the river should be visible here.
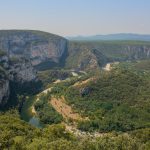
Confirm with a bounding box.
[20,96,43,128]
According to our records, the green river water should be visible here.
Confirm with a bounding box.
[20,96,43,128]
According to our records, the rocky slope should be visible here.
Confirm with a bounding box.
[65,42,108,71]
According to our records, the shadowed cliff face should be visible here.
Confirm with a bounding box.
[0,54,37,106]
[0,80,9,105]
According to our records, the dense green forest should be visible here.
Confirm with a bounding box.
[0,110,150,150]
[50,67,150,133]
[34,93,63,124]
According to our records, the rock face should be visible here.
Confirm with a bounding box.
[0,80,9,105]
[121,45,150,60]
[0,30,67,106]
[0,30,67,67]
[0,54,37,106]
[8,58,37,83]
[80,87,92,97]
[66,42,108,71]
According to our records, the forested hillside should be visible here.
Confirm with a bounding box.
[0,110,150,150]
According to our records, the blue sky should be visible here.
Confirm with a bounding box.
[0,0,150,36]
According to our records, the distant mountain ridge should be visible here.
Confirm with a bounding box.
[67,33,150,41]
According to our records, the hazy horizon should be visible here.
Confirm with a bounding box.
[0,0,150,36]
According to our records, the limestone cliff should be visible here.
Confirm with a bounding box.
[0,54,37,106]
[0,30,67,67]
[0,30,67,106]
